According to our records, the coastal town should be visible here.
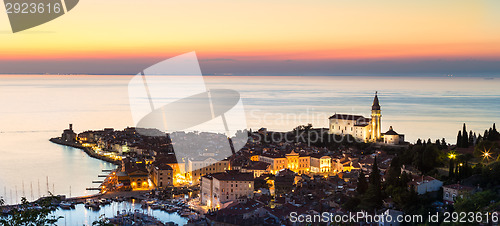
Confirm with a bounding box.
[2,93,500,225]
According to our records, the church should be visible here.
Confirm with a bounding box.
[328,92,404,144]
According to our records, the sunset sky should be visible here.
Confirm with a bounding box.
[1,0,500,75]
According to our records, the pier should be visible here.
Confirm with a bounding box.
[85,188,101,191]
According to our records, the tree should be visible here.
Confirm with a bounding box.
[357,171,368,195]
[0,196,62,226]
[491,123,500,140]
[386,157,402,187]
[449,157,455,178]
[454,190,498,212]
[360,156,383,211]
[441,138,447,149]
[457,131,462,147]
[469,130,474,146]
[462,123,469,148]
[422,145,439,173]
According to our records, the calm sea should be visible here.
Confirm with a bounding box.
[1,75,499,208]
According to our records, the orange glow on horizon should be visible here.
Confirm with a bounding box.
[1,1,499,62]
[2,41,500,61]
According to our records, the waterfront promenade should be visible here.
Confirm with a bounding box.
[49,137,120,165]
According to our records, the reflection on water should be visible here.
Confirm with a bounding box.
[52,201,187,225]
[0,131,116,205]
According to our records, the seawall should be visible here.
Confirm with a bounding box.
[49,138,120,165]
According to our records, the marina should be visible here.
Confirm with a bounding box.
[52,199,188,225]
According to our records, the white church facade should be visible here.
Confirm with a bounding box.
[328,92,404,144]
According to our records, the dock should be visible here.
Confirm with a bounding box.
[86,188,101,191]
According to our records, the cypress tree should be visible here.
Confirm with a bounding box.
[363,156,382,210]
[469,130,474,146]
[492,123,499,140]
[457,131,462,147]
[484,130,489,140]
[357,171,368,195]
[449,158,454,178]
[370,156,381,187]
[462,123,469,147]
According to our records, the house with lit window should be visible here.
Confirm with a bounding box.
[151,163,173,188]
[201,171,254,209]
[310,155,331,174]
[258,150,311,174]
[187,157,230,185]
[443,184,475,205]
[126,166,149,190]
[241,162,271,178]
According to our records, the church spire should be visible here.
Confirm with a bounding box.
[372,91,380,110]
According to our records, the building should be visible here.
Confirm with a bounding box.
[259,153,287,173]
[329,92,404,143]
[154,154,187,186]
[383,126,405,145]
[310,155,331,174]
[151,163,173,188]
[443,184,475,205]
[259,150,310,174]
[126,166,149,190]
[61,124,77,142]
[274,169,296,196]
[201,171,254,209]
[331,158,344,174]
[378,209,404,226]
[187,157,230,185]
[205,199,268,224]
[121,158,150,190]
[241,162,271,178]
[408,175,443,195]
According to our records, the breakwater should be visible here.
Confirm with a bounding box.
[49,138,120,165]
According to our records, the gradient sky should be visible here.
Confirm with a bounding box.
[1,0,500,75]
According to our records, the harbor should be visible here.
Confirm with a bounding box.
[53,198,189,225]
[1,190,198,225]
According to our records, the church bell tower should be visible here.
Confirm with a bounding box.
[371,92,381,141]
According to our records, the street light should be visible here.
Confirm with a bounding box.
[482,150,492,163]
